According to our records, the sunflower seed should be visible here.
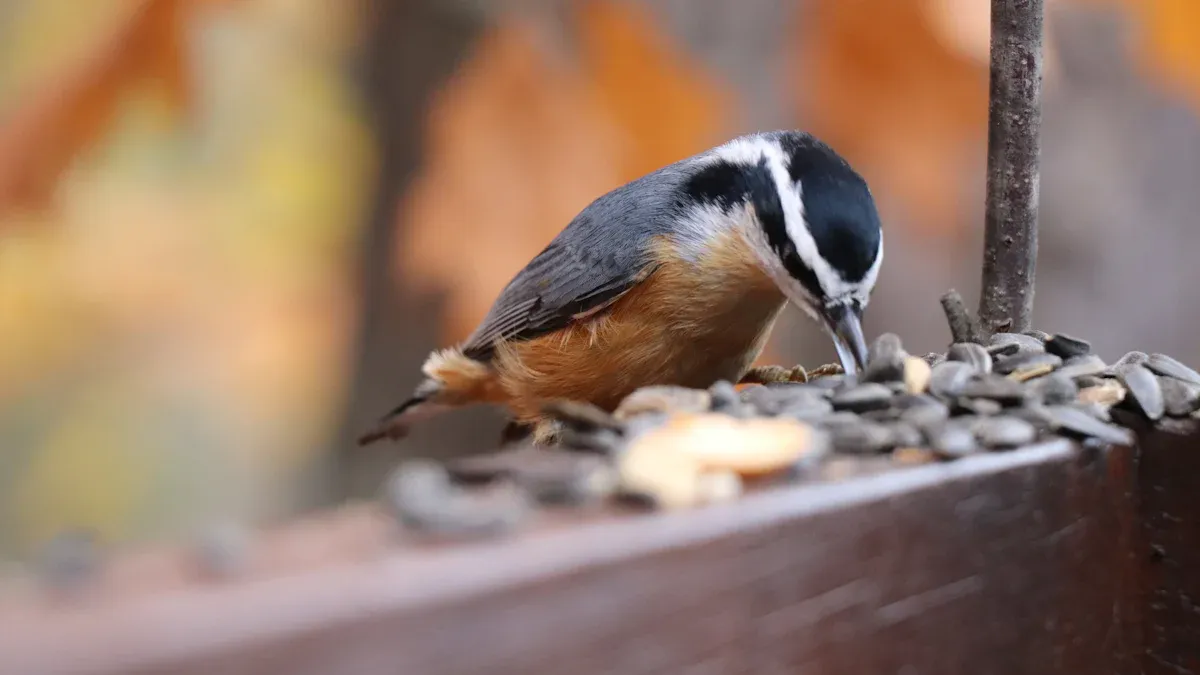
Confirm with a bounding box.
[829,420,894,454]
[831,383,895,412]
[903,357,932,394]
[615,441,701,510]
[1160,377,1200,417]
[972,416,1038,449]
[893,392,947,410]
[1008,362,1057,382]
[989,332,1046,355]
[742,384,829,415]
[821,411,868,426]
[615,386,712,420]
[1056,354,1107,380]
[708,380,742,411]
[1044,334,1091,359]
[1042,405,1135,445]
[1107,351,1149,375]
[947,343,993,374]
[559,426,625,454]
[959,374,1028,405]
[778,397,836,422]
[1007,404,1057,432]
[1116,364,1165,421]
[1075,401,1113,422]
[930,361,976,398]
[954,397,1003,416]
[507,453,616,505]
[1029,373,1079,405]
[864,333,907,383]
[986,342,1021,358]
[818,457,878,482]
[1078,380,1127,408]
[763,381,833,396]
[1145,353,1200,386]
[383,460,529,538]
[892,447,937,465]
[886,421,925,448]
[929,422,979,458]
[869,332,906,361]
[1022,329,1052,342]
[898,396,952,428]
[623,413,672,437]
[542,400,623,432]
[860,407,901,423]
[993,351,1062,376]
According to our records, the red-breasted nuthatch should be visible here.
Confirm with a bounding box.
[359,130,883,446]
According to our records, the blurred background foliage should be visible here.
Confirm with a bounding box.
[1,0,1199,558]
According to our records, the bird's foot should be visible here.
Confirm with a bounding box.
[530,419,563,447]
[807,363,845,379]
[739,363,844,385]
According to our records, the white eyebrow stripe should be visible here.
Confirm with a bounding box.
[708,135,851,299]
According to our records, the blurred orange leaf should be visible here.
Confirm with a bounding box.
[399,1,731,343]
[576,0,729,179]
[795,0,989,237]
[1117,0,1200,111]
[0,0,191,216]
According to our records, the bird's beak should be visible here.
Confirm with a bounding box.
[821,303,868,376]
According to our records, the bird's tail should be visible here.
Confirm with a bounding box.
[356,348,497,446]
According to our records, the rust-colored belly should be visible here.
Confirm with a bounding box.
[492,233,787,420]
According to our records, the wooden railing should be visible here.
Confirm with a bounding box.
[2,415,1196,675]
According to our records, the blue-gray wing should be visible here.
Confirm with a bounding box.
[459,164,692,362]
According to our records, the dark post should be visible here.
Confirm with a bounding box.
[315,0,484,506]
[978,0,1045,334]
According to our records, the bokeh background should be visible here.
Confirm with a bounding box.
[2,0,1199,559]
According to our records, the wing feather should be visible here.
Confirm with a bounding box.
[456,153,708,362]
[460,239,658,361]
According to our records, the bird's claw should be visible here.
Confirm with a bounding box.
[806,363,844,379]
[739,364,809,384]
[739,362,845,385]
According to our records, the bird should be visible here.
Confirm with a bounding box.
[358,130,883,447]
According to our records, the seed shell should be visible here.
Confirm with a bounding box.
[1145,353,1200,386]
[1116,364,1165,421]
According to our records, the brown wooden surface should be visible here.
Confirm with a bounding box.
[1122,415,1200,674]
[1,425,1198,674]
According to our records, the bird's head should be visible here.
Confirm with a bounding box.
[689,131,884,375]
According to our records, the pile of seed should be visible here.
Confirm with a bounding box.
[385,328,1200,539]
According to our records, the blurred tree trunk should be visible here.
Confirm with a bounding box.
[312,0,485,506]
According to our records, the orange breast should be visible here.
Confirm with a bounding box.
[491,231,787,421]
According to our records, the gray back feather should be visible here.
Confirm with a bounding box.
[460,156,704,361]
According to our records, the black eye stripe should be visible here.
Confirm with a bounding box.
[683,154,827,302]
[744,157,825,301]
